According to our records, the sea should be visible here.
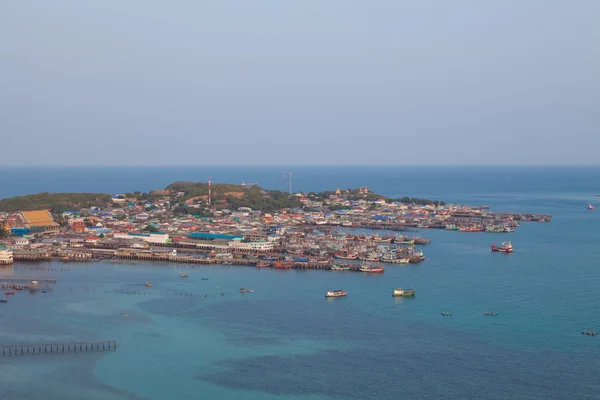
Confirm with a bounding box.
[1,166,600,400]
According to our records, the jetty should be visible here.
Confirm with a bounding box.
[0,340,117,355]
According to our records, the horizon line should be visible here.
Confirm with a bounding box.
[2,164,600,168]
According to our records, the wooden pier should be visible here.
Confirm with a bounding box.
[0,340,116,355]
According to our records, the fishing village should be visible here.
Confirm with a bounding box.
[0,180,551,272]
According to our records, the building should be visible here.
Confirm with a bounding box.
[20,210,60,234]
[228,240,273,252]
[113,232,171,245]
[0,245,13,265]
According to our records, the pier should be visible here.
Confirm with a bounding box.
[0,340,116,355]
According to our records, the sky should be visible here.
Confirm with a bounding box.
[1,0,599,166]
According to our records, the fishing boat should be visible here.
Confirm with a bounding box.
[441,312,453,316]
[256,262,270,268]
[179,272,188,278]
[325,289,347,298]
[144,282,152,287]
[222,261,232,265]
[483,311,498,316]
[359,264,384,273]
[240,288,254,293]
[392,288,415,297]
[331,264,351,271]
[589,204,595,211]
[334,251,359,260]
[491,241,513,253]
[0,298,7,303]
[273,261,292,269]
[4,291,15,295]
[504,226,515,233]
[582,330,597,336]
[41,289,47,293]
[201,278,209,280]
[30,280,39,287]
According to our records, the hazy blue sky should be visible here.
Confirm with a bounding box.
[1,1,599,166]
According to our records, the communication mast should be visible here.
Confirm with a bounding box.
[208,176,212,206]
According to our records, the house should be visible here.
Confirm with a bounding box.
[135,212,150,221]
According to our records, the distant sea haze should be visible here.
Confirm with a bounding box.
[2,166,600,205]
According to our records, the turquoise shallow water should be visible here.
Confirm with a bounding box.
[1,166,600,399]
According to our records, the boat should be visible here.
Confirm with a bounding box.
[491,241,513,253]
[222,261,232,265]
[392,288,415,297]
[4,291,15,295]
[179,272,188,278]
[144,282,152,287]
[582,330,597,336]
[0,298,7,303]
[504,226,515,233]
[273,261,292,269]
[325,290,347,298]
[30,280,39,287]
[334,251,359,260]
[256,262,270,268]
[240,288,254,293]
[331,264,351,271]
[201,278,209,280]
[588,204,595,211]
[441,312,453,316]
[122,313,129,317]
[483,311,498,316]
[359,264,384,273]
[41,289,47,293]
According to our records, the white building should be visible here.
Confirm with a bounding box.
[0,248,13,265]
[113,232,170,245]
[228,241,273,252]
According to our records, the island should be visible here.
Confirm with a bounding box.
[0,181,551,268]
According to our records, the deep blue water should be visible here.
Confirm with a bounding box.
[1,166,600,399]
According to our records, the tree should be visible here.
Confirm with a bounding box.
[142,225,158,233]
[0,228,8,238]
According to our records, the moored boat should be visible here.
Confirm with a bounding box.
[144,282,152,287]
[4,291,15,295]
[256,261,270,268]
[359,264,384,273]
[325,289,347,298]
[30,280,39,287]
[334,251,359,260]
[0,298,7,303]
[392,288,415,297]
[179,272,188,278]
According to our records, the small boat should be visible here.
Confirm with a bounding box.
[0,298,7,303]
[30,280,39,287]
[240,288,254,293]
[201,277,209,280]
[491,241,513,253]
[441,312,453,316]
[41,289,47,293]
[504,226,515,233]
[222,261,232,265]
[359,264,384,273]
[392,288,415,297]
[4,291,15,295]
[144,282,152,287]
[179,272,189,278]
[122,313,129,317]
[588,204,595,211]
[483,311,498,316]
[582,330,597,336]
[325,290,347,298]
[256,262,270,268]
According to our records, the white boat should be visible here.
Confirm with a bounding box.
[325,290,347,298]
[179,272,188,278]
[393,288,415,297]
[30,280,39,287]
